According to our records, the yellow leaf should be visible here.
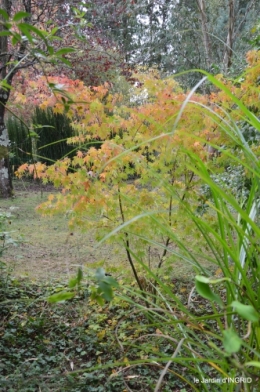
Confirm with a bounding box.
[123,357,130,366]
[214,268,223,276]
[97,330,106,341]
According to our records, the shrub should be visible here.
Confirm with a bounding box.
[7,116,32,168]
[32,107,76,163]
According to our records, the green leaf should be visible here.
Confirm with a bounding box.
[13,11,30,22]
[77,267,83,284]
[28,131,39,138]
[32,49,48,60]
[59,57,72,67]
[48,35,62,42]
[69,269,81,287]
[55,48,75,56]
[50,27,59,35]
[0,31,11,37]
[18,23,46,42]
[0,79,12,91]
[11,33,21,46]
[94,268,118,302]
[33,125,55,129]
[98,283,113,302]
[0,9,9,20]
[17,23,33,43]
[223,329,242,354]
[231,301,259,322]
[68,277,78,288]
[47,291,75,303]
[245,361,260,368]
[95,267,106,280]
[47,45,54,55]
[68,268,83,288]
[194,276,231,284]
[90,290,105,306]
[195,276,223,306]
[95,268,118,287]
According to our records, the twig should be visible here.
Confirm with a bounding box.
[188,286,196,308]
[118,188,146,296]
[154,338,185,392]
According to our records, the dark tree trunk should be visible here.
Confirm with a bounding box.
[0,98,12,197]
[0,0,12,197]
[223,0,235,72]
[196,0,212,70]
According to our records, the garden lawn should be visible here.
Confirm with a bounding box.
[0,179,127,281]
[1,179,202,283]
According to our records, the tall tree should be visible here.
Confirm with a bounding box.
[196,0,211,69]
[0,0,81,197]
[159,0,260,80]
[0,0,21,197]
[84,0,260,84]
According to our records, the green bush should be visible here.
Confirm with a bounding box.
[7,108,100,169]
[32,107,76,163]
[7,116,32,168]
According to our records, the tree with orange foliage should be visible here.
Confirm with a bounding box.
[16,52,260,289]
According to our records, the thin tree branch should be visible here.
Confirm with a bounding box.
[118,187,146,296]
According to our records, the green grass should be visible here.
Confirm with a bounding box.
[0,179,127,281]
[1,179,202,283]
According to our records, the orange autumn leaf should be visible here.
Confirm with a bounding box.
[77,150,84,158]
[99,173,106,182]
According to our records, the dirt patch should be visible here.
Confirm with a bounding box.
[10,178,58,193]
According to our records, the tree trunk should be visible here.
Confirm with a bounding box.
[196,0,211,70]
[223,0,235,72]
[0,0,12,197]
[0,100,12,197]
